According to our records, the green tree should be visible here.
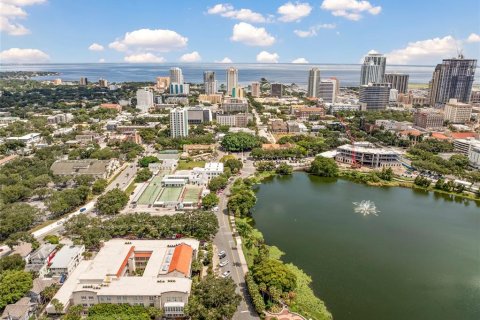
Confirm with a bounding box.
[252,259,297,293]
[50,298,64,314]
[220,132,262,152]
[95,188,129,215]
[74,175,95,186]
[0,254,25,273]
[138,156,160,167]
[223,158,243,174]
[208,176,228,192]
[276,163,293,175]
[0,203,38,241]
[135,168,153,182]
[63,304,83,320]
[92,178,108,195]
[0,184,32,203]
[185,275,241,319]
[202,193,219,210]
[43,234,60,244]
[377,167,393,181]
[227,189,256,217]
[0,270,33,309]
[309,156,339,177]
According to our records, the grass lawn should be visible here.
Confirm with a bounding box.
[177,160,206,170]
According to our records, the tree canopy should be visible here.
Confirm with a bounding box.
[220,132,262,152]
[185,275,241,320]
[0,270,33,309]
[252,258,297,293]
[309,156,339,177]
[95,188,129,215]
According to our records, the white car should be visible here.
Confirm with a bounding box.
[212,206,219,212]
[221,271,231,278]
[219,260,229,267]
[218,250,226,257]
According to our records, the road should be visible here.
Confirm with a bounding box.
[251,107,276,144]
[213,158,259,320]
[31,162,137,239]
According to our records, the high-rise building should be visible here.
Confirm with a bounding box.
[271,83,283,97]
[318,80,337,103]
[443,98,472,124]
[329,77,340,95]
[170,83,190,95]
[360,53,386,85]
[251,82,261,97]
[136,88,154,113]
[429,55,477,107]
[359,83,390,111]
[307,68,321,98]
[203,71,217,95]
[156,77,170,91]
[98,78,108,87]
[384,74,409,94]
[170,67,184,84]
[226,67,238,96]
[79,77,88,86]
[170,108,189,138]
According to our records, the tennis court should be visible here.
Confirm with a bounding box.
[137,176,164,205]
[182,186,202,203]
[157,186,183,203]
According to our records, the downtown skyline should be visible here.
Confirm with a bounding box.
[0,0,479,65]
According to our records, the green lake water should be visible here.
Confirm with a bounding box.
[252,173,480,320]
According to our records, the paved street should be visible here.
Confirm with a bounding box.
[213,158,259,320]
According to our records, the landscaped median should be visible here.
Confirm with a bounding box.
[227,177,332,320]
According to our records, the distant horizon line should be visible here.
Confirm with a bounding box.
[0,62,446,68]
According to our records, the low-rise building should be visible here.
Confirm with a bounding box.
[46,240,199,317]
[413,108,444,129]
[293,107,325,120]
[269,119,288,133]
[26,243,57,277]
[444,98,472,124]
[187,106,212,124]
[468,144,480,169]
[216,113,252,127]
[49,245,85,278]
[6,133,41,145]
[50,159,119,179]
[198,94,223,104]
[221,97,248,113]
[453,138,480,155]
[100,103,122,112]
[375,120,413,132]
[1,297,34,320]
[335,142,400,168]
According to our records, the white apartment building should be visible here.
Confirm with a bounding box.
[136,88,154,113]
[169,67,184,84]
[6,133,41,145]
[49,245,85,278]
[226,67,238,96]
[318,80,337,103]
[170,108,189,138]
[46,240,199,318]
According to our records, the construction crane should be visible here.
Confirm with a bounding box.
[339,117,361,169]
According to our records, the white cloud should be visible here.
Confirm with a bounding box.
[124,53,166,63]
[231,22,275,46]
[256,51,279,63]
[180,51,201,62]
[466,33,480,43]
[109,28,188,52]
[0,48,49,63]
[0,0,45,36]
[321,0,381,21]
[88,43,104,51]
[98,58,105,63]
[385,36,459,65]
[277,2,312,22]
[294,23,336,37]
[292,57,309,63]
[207,3,268,23]
[215,57,233,63]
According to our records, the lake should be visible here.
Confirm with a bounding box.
[252,173,480,320]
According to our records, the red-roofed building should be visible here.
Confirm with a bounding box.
[100,103,122,112]
[450,132,478,140]
[430,132,449,140]
[167,244,194,278]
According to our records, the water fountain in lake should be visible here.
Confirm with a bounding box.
[353,200,380,216]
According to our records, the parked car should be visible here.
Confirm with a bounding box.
[221,270,231,278]
[219,260,229,267]
[218,251,226,259]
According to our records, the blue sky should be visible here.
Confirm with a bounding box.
[0,0,479,64]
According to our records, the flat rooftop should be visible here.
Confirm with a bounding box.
[50,245,84,269]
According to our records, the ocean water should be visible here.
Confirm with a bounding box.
[1,63,479,87]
